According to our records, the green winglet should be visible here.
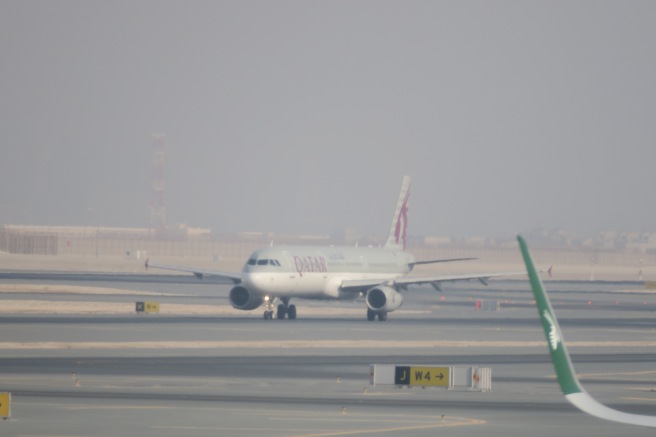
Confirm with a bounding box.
[517,235,582,396]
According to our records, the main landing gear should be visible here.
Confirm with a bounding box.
[263,297,297,320]
[367,309,387,322]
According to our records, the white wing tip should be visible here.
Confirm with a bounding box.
[566,391,656,427]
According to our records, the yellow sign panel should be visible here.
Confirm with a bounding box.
[645,281,656,290]
[0,392,10,418]
[409,367,449,386]
[394,366,450,387]
[144,302,160,313]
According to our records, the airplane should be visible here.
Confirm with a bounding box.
[146,176,516,321]
[517,235,656,428]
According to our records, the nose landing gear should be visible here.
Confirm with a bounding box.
[263,297,297,320]
[367,309,387,321]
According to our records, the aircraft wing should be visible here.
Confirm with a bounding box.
[340,271,525,293]
[518,234,656,428]
[144,260,242,284]
[410,257,477,267]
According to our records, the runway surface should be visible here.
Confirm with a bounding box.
[1,274,656,436]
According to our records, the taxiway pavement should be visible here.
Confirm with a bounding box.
[0,275,655,436]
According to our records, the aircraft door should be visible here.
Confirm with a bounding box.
[360,255,368,273]
[282,251,298,289]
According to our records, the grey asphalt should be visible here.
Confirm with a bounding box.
[0,276,655,436]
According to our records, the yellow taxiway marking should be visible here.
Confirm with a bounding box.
[154,416,485,436]
[2,340,656,349]
[64,405,174,410]
[290,421,485,436]
[622,397,656,403]
[576,370,656,378]
[13,401,176,411]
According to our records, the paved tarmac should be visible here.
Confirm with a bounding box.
[0,275,655,436]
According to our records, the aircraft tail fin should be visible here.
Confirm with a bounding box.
[384,176,411,250]
[518,235,656,428]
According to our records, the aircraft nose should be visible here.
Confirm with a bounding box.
[243,273,267,292]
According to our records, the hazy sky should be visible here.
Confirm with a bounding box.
[1,1,655,239]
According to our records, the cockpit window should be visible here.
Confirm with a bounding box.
[250,258,282,267]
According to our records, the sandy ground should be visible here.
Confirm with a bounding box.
[0,252,178,274]
[0,284,180,296]
[2,250,654,281]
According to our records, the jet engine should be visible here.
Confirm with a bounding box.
[229,285,264,310]
[366,286,403,312]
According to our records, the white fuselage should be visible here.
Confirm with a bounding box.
[241,245,415,300]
